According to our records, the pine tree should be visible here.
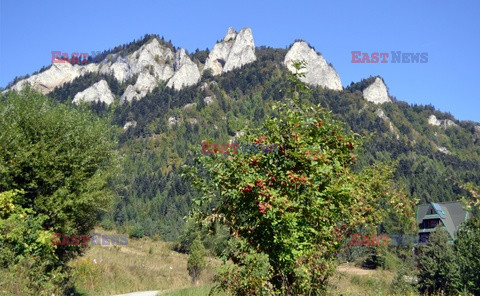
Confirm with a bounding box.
[418,227,461,295]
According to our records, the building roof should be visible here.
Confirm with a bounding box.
[417,201,471,239]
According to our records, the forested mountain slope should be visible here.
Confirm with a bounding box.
[6,32,480,240]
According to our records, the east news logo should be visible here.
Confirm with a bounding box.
[351,51,428,63]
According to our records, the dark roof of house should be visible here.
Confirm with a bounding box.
[416,201,471,239]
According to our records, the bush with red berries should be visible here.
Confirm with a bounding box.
[184,64,414,295]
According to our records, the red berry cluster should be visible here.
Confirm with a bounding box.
[240,185,253,193]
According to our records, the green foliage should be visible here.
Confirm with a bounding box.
[349,275,391,295]
[381,251,403,271]
[0,88,117,293]
[418,227,461,295]
[30,41,480,248]
[212,238,274,295]
[346,275,392,296]
[100,218,115,230]
[389,263,418,295]
[455,217,480,294]
[69,258,102,294]
[129,223,145,238]
[187,237,207,284]
[184,64,413,294]
[48,71,137,105]
[192,48,210,65]
[97,44,479,242]
[0,255,68,295]
[175,219,229,256]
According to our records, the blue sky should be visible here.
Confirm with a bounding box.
[1,0,479,121]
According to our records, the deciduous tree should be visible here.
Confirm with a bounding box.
[184,62,414,295]
[0,87,117,293]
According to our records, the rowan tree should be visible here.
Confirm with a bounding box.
[184,62,414,295]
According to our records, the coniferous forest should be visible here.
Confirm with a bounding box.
[46,38,480,241]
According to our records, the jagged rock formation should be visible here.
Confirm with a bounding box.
[7,38,199,101]
[9,63,98,94]
[363,77,391,104]
[98,40,199,100]
[120,72,157,103]
[223,27,237,41]
[428,115,458,128]
[204,27,256,76]
[284,41,342,91]
[166,49,201,90]
[99,38,174,83]
[72,80,115,105]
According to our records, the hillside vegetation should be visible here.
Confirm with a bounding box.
[2,35,480,294]
[46,43,480,240]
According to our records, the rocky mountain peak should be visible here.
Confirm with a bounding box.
[99,38,175,83]
[284,41,342,91]
[166,48,201,90]
[204,27,256,76]
[224,27,237,41]
[362,77,391,104]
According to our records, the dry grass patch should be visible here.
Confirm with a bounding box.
[328,263,399,296]
[69,228,220,296]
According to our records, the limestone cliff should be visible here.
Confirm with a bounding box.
[120,72,158,103]
[72,80,115,105]
[204,27,256,75]
[166,49,201,90]
[363,77,391,104]
[99,38,175,83]
[284,41,342,91]
[428,115,458,128]
[9,63,98,94]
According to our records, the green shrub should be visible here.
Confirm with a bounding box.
[187,238,206,284]
[129,224,145,238]
[212,238,274,295]
[101,218,114,230]
[389,265,417,295]
[382,251,403,271]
